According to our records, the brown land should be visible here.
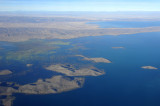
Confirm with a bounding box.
[0,16,160,42]
[112,47,125,49]
[76,55,111,63]
[0,70,12,75]
[45,64,104,76]
[0,75,84,106]
[141,66,158,70]
[18,75,84,94]
[1,96,15,106]
[26,64,33,67]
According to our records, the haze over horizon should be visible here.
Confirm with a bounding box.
[0,0,160,12]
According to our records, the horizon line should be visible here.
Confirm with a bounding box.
[1,11,160,12]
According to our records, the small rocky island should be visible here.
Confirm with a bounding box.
[112,47,125,49]
[45,64,105,76]
[0,70,12,75]
[76,55,111,63]
[141,66,158,70]
[26,64,33,67]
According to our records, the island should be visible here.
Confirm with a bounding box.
[0,70,12,75]
[112,47,125,49]
[76,55,111,63]
[0,75,84,106]
[141,66,158,70]
[45,64,105,76]
[18,75,84,94]
[1,96,15,106]
[26,64,33,67]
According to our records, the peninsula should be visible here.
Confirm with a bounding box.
[0,15,160,42]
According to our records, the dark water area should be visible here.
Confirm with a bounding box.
[88,21,160,28]
[13,32,160,106]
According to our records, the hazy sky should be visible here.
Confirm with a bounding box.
[0,0,160,11]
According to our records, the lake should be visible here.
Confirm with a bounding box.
[0,21,160,106]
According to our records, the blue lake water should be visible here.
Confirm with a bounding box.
[13,31,160,106]
[88,21,160,28]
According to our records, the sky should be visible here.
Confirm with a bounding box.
[0,0,160,11]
